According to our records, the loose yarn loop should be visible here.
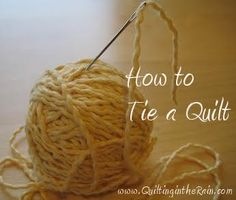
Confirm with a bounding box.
[153,143,221,200]
[132,0,178,105]
[0,127,45,200]
[0,0,221,200]
[123,0,179,176]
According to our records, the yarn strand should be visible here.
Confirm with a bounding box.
[0,127,44,200]
[146,143,221,200]
[124,0,179,178]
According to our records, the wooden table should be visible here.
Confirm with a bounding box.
[0,0,235,199]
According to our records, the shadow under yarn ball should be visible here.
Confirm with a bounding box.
[25,59,154,195]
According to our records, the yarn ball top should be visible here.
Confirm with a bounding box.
[25,59,153,195]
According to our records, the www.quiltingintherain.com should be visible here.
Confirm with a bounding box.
[117,184,233,198]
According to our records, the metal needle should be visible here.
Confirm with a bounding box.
[86,1,146,70]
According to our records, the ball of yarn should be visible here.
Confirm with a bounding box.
[25,59,154,195]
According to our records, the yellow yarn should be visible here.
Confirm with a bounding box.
[0,1,222,200]
[25,59,154,195]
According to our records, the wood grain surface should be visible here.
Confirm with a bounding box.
[0,0,235,199]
